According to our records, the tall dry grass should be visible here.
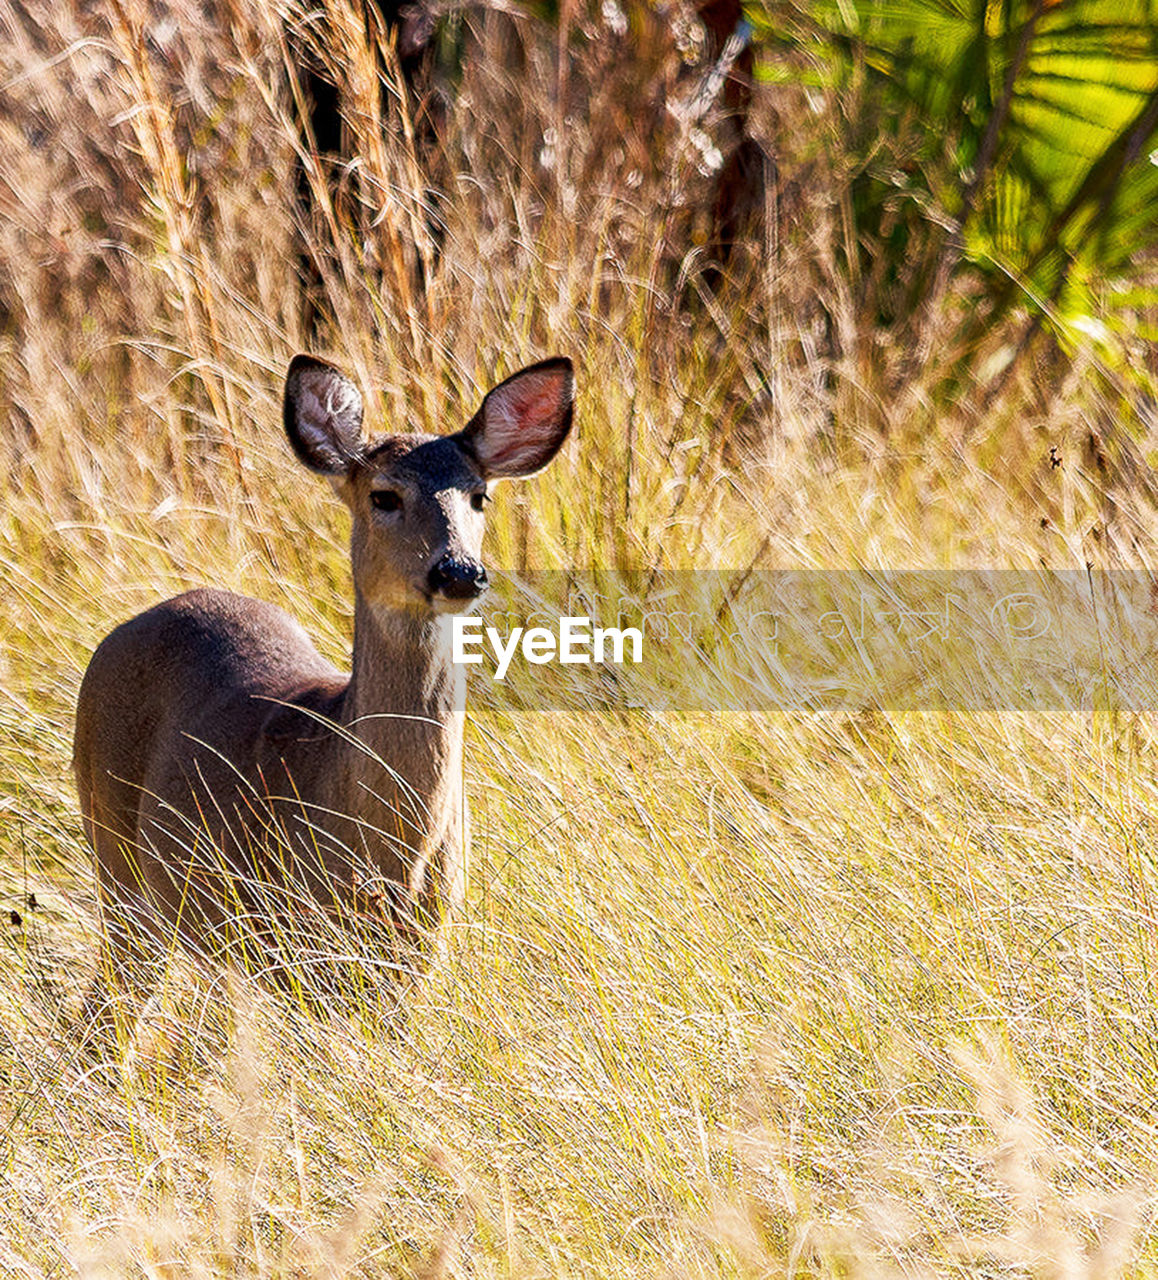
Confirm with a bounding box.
[2,0,1158,1274]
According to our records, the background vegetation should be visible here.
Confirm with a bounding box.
[2,0,1158,1274]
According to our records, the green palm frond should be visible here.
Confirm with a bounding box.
[751,0,1158,373]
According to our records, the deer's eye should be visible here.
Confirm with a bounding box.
[371,489,402,513]
[470,492,488,512]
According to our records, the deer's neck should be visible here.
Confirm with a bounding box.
[260,593,467,921]
[340,589,465,782]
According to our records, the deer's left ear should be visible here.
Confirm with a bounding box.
[283,354,365,475]
[456,358,574,479]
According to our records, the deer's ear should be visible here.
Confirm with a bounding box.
[457,358,574,479]
[283,355,364,475]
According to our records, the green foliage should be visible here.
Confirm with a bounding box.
[751,0,1158,381]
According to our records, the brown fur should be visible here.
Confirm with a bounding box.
[74,355,573,1031]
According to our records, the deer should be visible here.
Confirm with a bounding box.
[73,353,574,1032]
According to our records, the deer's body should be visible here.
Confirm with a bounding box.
[75,586,466,945]
[74,354,573,1026]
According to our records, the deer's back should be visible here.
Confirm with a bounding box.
[74,587,344,853]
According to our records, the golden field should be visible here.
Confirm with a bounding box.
[2,1,1158,1274]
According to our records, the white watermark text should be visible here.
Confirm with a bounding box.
[453,615,643,680]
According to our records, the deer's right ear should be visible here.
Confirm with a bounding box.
[283,355,364,475]
[457,358,574,480]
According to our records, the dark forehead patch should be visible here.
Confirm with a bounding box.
[360,435,415,466]
[361,433,480,489]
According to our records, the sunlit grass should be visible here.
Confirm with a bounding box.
[2,0,1158,1274]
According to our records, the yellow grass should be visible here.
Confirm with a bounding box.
[2,0,1158,1274]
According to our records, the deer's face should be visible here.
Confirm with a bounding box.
[283,356,574,615]
[343,434,490,612]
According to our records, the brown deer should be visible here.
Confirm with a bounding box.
[74,354,573,1029]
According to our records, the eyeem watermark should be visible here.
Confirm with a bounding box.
[446,571,1158,710]
[452,615,644,680]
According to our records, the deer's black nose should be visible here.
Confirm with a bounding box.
[428,555,488,601]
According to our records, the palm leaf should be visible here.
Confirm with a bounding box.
[751,0,1158,354]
